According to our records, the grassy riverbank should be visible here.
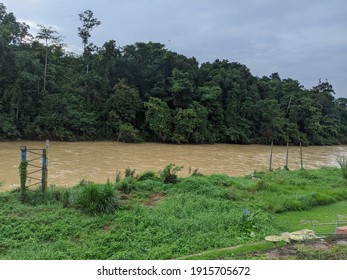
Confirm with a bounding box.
[1,167,347,260]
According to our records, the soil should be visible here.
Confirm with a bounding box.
[259,236,347,260]
[145,192,165,206]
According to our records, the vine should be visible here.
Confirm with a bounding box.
[19,160,28,193]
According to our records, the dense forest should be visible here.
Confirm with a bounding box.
[1,4,346,145]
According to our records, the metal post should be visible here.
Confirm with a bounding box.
[20,146,27,161]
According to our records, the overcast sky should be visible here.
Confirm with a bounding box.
[4,0,347,98]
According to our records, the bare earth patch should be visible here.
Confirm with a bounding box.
[263,236,347,260]
[145,192,165,206]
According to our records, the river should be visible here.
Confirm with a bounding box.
[0,141,346,190]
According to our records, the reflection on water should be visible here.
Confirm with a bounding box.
[0,141,346,190]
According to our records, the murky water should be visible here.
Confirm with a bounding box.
[0,141,346,190]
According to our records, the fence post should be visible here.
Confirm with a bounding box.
[20,146,27,194]
[300,141,304,170]
[285,141,289,170]
[44,140,49,191]
[269,141,273,172]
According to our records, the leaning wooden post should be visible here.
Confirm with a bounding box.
[285,141,289,170]
[269,141,273,172]
[300,141,304,170]
[41,140,49,192]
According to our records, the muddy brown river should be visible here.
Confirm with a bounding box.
[0,141,346,190]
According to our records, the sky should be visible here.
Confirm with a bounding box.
[3,0,347,98]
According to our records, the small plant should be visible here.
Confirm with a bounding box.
[137,170,159,181]
[125,168,136,178]
[337,156,347,179]
[115,170,121,183]
[159,163,183,184]
[188,167,203,177]
[116,177,137,194]
[239,208,261,237]
[74,183,118,214]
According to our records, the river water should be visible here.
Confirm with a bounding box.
[0,141,346,190]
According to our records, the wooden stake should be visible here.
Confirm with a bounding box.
[269,141,273,172]
[285,141,289,170]
[300,141,304,170]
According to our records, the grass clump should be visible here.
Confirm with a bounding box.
[71,182,118,214]
[337,156,347,179]
[159,163,183,183]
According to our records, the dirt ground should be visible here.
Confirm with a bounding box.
[258,236,347,260]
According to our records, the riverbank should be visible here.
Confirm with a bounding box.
[0,167,347,260]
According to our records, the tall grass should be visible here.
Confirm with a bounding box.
[337,156,347,179]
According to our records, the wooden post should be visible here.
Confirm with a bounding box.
[42,140,49,192]
[269,141,273,172]
[285,141,289,170]
[300,141,304,170]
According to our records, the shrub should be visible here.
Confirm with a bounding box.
[74,183,118,214]
[116,177,137,194]
[160,163,183,184]
[125,168,136,178]
[117,123,143,143]
[337,156,347,179]
[137,170,159,181]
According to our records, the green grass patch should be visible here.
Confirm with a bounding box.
[272,200,347,233]
[0,167,347,260]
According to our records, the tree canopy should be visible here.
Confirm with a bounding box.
[0,4,346,145]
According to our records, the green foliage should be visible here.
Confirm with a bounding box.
[137,170,159,181]
[124,168,136,178]
[117,123,142,143]
[337,156,347,179]
[0,5,346,145]
[72,183,118,214]
[116,177,137,194]
[0,168,347,260]
[159,163,183,183]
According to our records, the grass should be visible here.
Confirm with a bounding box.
[0,167,347,260]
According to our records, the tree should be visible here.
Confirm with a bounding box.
[78,10,101,74]
[36,25,63,92]
[107,80,142,136]
[144,97,172,142]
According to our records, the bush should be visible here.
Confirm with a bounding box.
[116,177,138,194]
[337,156,347,179]
[137,170,159,181]
[125,168,136,178]
[74,183,118,214]
[160,163,183,184]
[117,123,143,143]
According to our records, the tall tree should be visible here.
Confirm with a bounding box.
[77,9,101,74]
[36,24,62,92]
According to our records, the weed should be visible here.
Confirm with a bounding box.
[160,163,183,184]
[125,168,136,178]
[115,170,121,183]
[116,177,137,194]
[137,170,159,181]
[337,156,347,179]
[73,183,118,214]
